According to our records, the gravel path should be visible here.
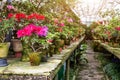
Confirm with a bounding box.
[76,41,106,80]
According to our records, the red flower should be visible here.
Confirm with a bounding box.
[8,13,14,18]
[27,13,45,20]
[15,13,26,21]
[35,14,45,20]
[27,14,34,20]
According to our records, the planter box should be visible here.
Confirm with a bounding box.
[94,40,120,59]
[0,36,85,80]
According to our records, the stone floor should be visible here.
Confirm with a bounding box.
[76,41,106,80]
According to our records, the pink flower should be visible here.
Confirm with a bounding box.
[54,18,59,24]
[24,24,36,32]
[17,24,48,38]
[59,22,65,27]
[67,18,73,22]
[115,26,120,31]
[36,26,48,37]
[23,28,32,36]
[7,5,14,10]
[17,30,25,38]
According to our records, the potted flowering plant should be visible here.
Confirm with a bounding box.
[0,18,14,66]
[17,24,48,66]
[7,12,45,58]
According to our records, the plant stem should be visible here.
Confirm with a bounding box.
[30,44,36,52]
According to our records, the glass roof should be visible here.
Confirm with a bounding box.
[67,0,120,25]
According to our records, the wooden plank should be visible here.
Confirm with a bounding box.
[95,40,120,59]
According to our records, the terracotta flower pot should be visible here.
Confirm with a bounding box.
[11,39,23,58]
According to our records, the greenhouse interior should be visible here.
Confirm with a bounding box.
[0,0,120,80]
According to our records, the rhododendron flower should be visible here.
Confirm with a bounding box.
[22,28,32,36]
[37,26,48,37]
[15,13,26,21]
[8,13,14,18]
[24,24,36,32]
[59,23,65,27]
[67,18,73,22]
[7,5,14,10]
[17,30,25,38]
[36,14,45,20]
[27,13,45,20]
[17,24,48,38]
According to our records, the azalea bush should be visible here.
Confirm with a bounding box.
[92,17,120,47]
[0,0,86,57]
[7,12,45,29]
[17,24,48,52]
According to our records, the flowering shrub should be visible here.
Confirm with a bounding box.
[8,12,45,21]
[7,12,45,30]
[17,24,48,38]
[17,24,48,52]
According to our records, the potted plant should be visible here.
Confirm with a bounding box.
[0,18,14,66]
[17,24,48,66]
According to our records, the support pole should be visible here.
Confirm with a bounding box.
[65,59,70,80]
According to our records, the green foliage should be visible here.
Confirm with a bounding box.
[109,17,120,27]
[0,18,15,42]
[103,63,120,80]
[12,1,39,14]
[80,44,87,51]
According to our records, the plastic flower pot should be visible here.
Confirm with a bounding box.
[28,52,41,66]
[0,42,10,67]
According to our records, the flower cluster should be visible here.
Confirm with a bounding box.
[7,5,15,10]
[7,13,45,21]
[54,18,65,27]
[17,24,48,38]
